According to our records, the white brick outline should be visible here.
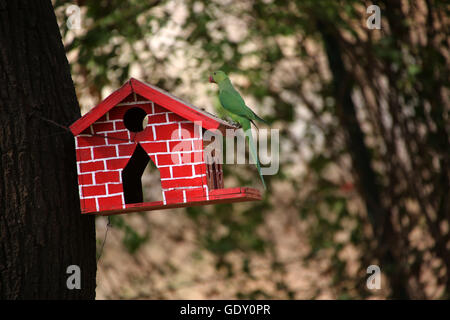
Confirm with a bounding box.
[77,135,201,147]
[81,192,123,200]
[152,161,204,168]
[79,155,129,164]
[162,185,207,192]
[160,173,206,181]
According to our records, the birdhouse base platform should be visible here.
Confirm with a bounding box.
[83,187,262,215]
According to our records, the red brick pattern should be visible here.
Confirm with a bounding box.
[75,95,208,213]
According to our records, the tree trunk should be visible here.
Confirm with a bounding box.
[317,21,410,299]
[0,0,96,299]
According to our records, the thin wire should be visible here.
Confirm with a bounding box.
[34,113,72,132]
[33,113,136,143]
[29,114,124,263]
[97,216,112,264]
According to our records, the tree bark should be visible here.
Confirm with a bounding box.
[0,0,96,299]
[317,21,410,299]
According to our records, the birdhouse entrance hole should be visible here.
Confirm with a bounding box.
[123,107,148,132]
[122,143,152,204]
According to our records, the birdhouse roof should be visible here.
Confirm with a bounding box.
[70,78,238,136]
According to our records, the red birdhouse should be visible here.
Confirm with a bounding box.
[70,78,262,215]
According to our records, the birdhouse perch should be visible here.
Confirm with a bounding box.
[70,78,262,215]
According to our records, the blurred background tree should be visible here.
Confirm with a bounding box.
[54,0,449,299]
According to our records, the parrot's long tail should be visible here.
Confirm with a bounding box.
[250,119,259,130]
[249,109,269,125]
[242,120,267,190]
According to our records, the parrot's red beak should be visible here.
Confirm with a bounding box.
[209,75,215,83]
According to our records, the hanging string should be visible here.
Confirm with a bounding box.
[32,113,136,143]
[33,113,73,132]
[97,216,112,264]
[30,113,128,263]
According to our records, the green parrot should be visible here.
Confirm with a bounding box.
[209,70,267,190]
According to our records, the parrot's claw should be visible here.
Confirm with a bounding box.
[223,117,241,128]
[232,121,242,128]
